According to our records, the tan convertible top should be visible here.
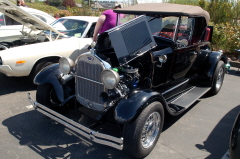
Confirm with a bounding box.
[114,3,210,23]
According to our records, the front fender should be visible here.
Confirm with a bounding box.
[34,63,65,102]
[114,89,165,124]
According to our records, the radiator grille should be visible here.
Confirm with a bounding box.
[75,54,106,111]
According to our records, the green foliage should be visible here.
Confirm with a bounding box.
[212,23,240,56]
[198,0,207,10]
[53,10,71,17]
[163,0,200,6]
[232,1,240,26]
[25,2,59,14]
[208,0,234,24]
[74,0,82,3]
[62,0,76,8]
[67,5,101,16]
[45,0,62,7]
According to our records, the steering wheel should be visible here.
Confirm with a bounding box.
[157,32,173,39]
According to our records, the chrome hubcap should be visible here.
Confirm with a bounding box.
[141,112,161,148]
[216,67,224,89]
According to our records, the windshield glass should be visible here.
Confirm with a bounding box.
[117,14,178,38]
[117,14,194,46]
[51,19,88,38]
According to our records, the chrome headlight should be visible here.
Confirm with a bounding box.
[59,57,74,75]
[101,69,120,89]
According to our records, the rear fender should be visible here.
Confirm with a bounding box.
[204,51,227,82]
[114,90,167,124]
[34,63,69,102]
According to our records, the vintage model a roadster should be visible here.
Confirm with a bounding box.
[28,3,227,158]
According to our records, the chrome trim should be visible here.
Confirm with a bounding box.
[162,79,189,95]
[28,93,123,150]
[75,53,108,110]
[59,57,74,75]
[75,75,103,85]
[75,52,111,70]
[170,86,195,103]
[101,69,120,89]
[75,52,111,111]
[158,55,167,63]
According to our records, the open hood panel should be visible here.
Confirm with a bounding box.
[0,0,63,36]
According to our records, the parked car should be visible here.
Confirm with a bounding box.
[28,3,227,158]
[0,0,56,38]
[229,112,240,159]
[0,0,98,78]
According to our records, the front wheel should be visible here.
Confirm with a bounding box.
[36,83,60,107]
[30,61,55,81]
[209,60,225,95]
[122,102,164,158]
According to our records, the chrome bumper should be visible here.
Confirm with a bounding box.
[27,93,123,150]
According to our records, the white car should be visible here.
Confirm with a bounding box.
[0,0,98,78]
[0,3,56,38]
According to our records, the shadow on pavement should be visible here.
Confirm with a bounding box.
[226,67,240,77]
[0,73,37,95]
[195,105,240,159]
[2,110,134,159]
[163,100,200,132]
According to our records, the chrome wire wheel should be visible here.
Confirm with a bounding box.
[141,112,161,148]
[216,67,224,89]
[122,102,164,158]
[209,61,225,95]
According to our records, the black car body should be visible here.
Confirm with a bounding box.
[28,3,227,158]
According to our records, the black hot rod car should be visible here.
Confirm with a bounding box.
[28,3,227,158]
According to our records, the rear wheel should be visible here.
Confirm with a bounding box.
[36,83,60,107]
[122,102,164,158]
[209,60,225,95]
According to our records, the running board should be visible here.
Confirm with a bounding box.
[169,86,210,109]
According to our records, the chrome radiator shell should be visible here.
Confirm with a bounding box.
[75,53,110,111]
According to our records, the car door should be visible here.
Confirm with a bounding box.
[160,17,199,99]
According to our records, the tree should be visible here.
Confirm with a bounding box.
[208,0,234,24]
[45,0,62,7]
[62,0,76,7]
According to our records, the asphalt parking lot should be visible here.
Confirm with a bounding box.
[0,67,239,159]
